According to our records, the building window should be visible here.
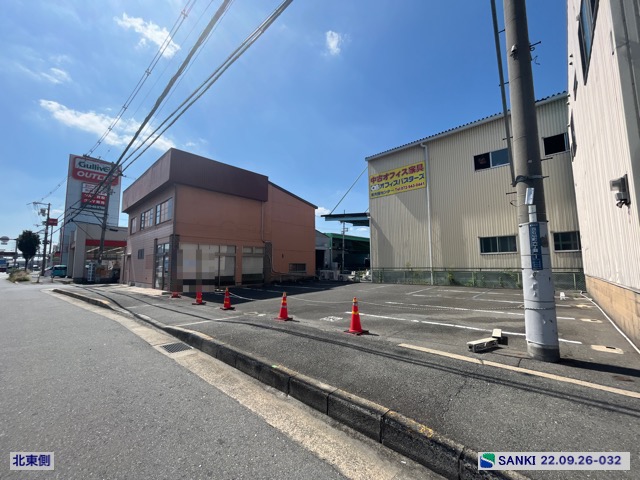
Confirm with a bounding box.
[578,0,599,82]
[554,231,581,251]
[130,217,138,234]
[543,133,569,156]
[289,263,306,273]
[155,198,173,225]
[570,113,577,158]
[137,248,144,260]
[474,148,509,171]
[480,236,517,254]
[140,209,153,230]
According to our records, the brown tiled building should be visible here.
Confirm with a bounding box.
[121,149,316,291]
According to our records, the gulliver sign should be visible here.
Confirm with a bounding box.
[72,156,120,185]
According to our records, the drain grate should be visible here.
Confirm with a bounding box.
[160,342,192,354]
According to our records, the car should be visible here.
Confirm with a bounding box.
[48,265,67,278]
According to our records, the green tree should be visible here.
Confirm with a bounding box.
[17,230,41,271]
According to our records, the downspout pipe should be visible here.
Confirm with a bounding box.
[420,143,434,285]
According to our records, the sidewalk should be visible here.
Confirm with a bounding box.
[52,282,640,480]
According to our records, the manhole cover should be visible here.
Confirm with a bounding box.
[160,342,192,354]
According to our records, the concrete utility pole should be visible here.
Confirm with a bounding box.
[97,163,119,266]
[503,0,560,362]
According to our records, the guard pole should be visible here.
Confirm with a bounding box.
[504,0,559,362]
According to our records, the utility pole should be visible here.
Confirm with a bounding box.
[97,185,111,266]
[341,221,348,272]
[97,163,119,266]
[504,0,559,362]
[36,203,51,279]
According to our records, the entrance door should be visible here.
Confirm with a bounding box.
[155,243,170,290]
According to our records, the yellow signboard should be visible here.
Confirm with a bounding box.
[369,161,426,199]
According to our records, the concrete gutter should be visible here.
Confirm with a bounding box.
[53,288,528,480]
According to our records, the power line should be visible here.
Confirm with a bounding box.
[122,0,294,173]
[85,0,198,158]
[61,0,236,228]
[329,165,368,215]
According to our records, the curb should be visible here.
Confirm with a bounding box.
[53,288,529,480]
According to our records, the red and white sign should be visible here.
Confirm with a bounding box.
[81,183,107,207]
[72,156,120,186]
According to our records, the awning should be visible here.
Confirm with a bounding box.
[321,212,370,227]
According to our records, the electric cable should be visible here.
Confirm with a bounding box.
[58,0,234,228]
[329,165,368,215]
[121,0,294,173]
[85,0,198,158]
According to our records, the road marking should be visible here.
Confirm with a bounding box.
[382,301,576,321]
[591,345,624,354]
[399,343,640,400]
[351,312,582,344]
[320,316,343,323]
[580,318,602,323]
[407,288,436,295]
[174,320,213,327]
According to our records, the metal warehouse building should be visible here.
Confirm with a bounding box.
[567,0,640,347]
[366,93,582,289]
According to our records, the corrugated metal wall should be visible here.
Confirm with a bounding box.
[568,0,640,290]
[369,146,430,268]
[368,96,582,271]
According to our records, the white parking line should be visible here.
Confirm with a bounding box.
[407,287,436,295]
[399,344,640,399]
[382,301,575,321]
[349,312,582,344]
[174,320,213,327]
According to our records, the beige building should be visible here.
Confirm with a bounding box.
[121,149,316,291]
[366,93,582,288]
[567,0,640,346]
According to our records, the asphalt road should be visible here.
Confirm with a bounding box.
[64,280,640,480]
[0,276,439,479]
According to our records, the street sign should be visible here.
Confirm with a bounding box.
[47,218,58,226]
[529,223,543,270]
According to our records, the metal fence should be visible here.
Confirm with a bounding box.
[370,268,586,291]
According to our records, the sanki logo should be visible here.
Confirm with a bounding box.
[479,452,495,469]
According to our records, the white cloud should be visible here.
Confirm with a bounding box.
[325,31,344,56]
[41,67,71,84]
[15,64,71,84]
[315,207,331,217]
[39,100,175,152]
[115,13,180,58]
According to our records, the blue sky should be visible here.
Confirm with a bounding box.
[0,0,567,248]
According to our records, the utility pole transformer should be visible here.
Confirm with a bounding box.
[503,0,560,362]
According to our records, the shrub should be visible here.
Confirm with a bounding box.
[8,270,31,282]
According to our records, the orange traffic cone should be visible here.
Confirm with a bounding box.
[345,297,368,335]
[192,291,206,305]
[275,292,293,321]
[170,291,181,298]
[220,288,235,310]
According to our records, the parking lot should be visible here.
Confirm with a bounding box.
[73,280,640,393]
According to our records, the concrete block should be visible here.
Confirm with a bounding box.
[381,410,463,480]
[258,365,292,394]
[467,337,498,353]
[328,389,388,442]
[216,345,237,367]
[289,374,337,414]
[200,339,220,358]
[235,353,264,381]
